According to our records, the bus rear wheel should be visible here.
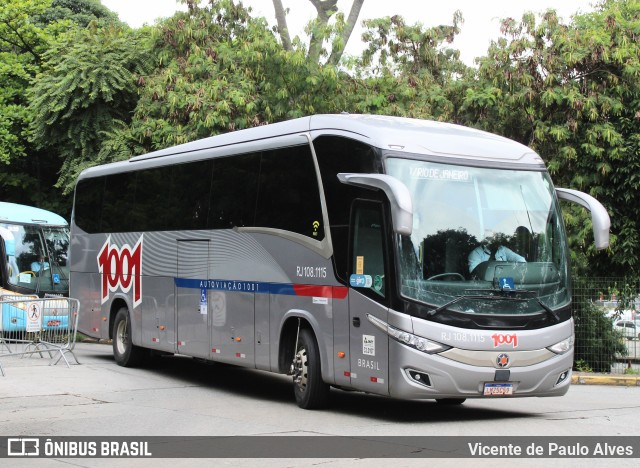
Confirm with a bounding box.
[112,307,146,367]
[292,328,329,409]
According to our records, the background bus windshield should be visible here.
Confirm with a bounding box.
[386,157,570,316]
[0,222,69,295]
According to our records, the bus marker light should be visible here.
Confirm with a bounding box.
[235,337,242,342]
[102,317,107,321]
[152,338,159,343]
[236,353,246,358]
[337,352,345,358]
[159,325,165,331]
[212,348,220,353]
[370,377,385,384]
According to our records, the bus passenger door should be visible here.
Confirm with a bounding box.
[348,201,390,395]
[177,240,211,359]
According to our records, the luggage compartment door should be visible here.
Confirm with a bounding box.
[177,240,210,358]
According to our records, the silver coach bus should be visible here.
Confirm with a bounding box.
[70,115,610,409]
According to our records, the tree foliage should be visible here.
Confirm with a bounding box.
[2,0,640,276]
[0,0,118,211]
[31,0,118,28]
[28,22,153,193]
[0,0,50,167]
[460,0,640,276]
[272,0,364,66]
[349,11,467,119]
[573,278,628,372]
[112,0,350,159]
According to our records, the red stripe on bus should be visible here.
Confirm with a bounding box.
[333,286,349,299]
[291,285,348,299]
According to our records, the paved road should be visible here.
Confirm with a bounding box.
[1,343,639,467]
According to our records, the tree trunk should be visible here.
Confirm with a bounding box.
[307,0,338,65]
[271,0,292,51]
[328,0,364,66]
[271,0,364,65]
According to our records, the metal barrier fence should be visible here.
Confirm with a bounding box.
[573,277,640,374]
[0,296,80,376]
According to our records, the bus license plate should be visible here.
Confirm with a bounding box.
[483,383,513,396]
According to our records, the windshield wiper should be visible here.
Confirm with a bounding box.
[427,291,527,316]
[532,296,560,321]
[496,288,560,322]
[428,288,560,322]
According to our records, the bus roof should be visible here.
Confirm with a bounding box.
[0,202,68,226]
[79,114,545,179]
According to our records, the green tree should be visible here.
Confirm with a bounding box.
[348,12,468,119]
[0,0,119,211]
[573,278,627,372]
[111,0,350,159]
[460,0,640,277]
[272,0,364,66]
[28,22,153,193]
[0,0,50,168]
[31,0,118,28]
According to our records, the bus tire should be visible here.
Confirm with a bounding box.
[292,328,329,409]
[112,307,145,367]
[435,398,466,405]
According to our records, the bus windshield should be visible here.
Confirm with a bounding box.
[386,157,570,316]
[0,222,70,296]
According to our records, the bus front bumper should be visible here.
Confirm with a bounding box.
[388,340,573,400]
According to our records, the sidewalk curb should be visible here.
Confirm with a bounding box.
[572,372,640,386]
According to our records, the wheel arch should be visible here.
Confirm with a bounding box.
[277,310,334,384]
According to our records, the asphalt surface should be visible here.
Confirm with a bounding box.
[1,342,639,467]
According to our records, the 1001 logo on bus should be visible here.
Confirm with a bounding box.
[97,235,143,308]
[491,333,518,348]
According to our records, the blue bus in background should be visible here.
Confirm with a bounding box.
[0,202,70,331]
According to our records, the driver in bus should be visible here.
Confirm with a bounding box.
[468,229,528,274]
[31,254,50,275]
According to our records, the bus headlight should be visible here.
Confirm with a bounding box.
[547,335,574,355]
[367,314,451,354]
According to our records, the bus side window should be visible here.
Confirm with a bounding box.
[255,145,324,240]
[74,177,105,233]
[313,135,382,282]
[350,202,386,299]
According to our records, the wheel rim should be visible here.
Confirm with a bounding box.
[293,345,309,393]
[115,318,128,355]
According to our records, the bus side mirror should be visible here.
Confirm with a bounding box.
[338,173,413,236]
[556,188,611,250]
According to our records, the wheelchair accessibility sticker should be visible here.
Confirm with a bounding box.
[499,277,515,290]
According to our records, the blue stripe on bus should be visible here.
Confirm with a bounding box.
[174,278,348,299]
[175,278,265,293]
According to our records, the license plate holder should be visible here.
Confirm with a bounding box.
[483,382,513,396]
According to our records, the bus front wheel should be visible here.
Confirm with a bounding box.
[112,307,145,367]
[292,328,329,409]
